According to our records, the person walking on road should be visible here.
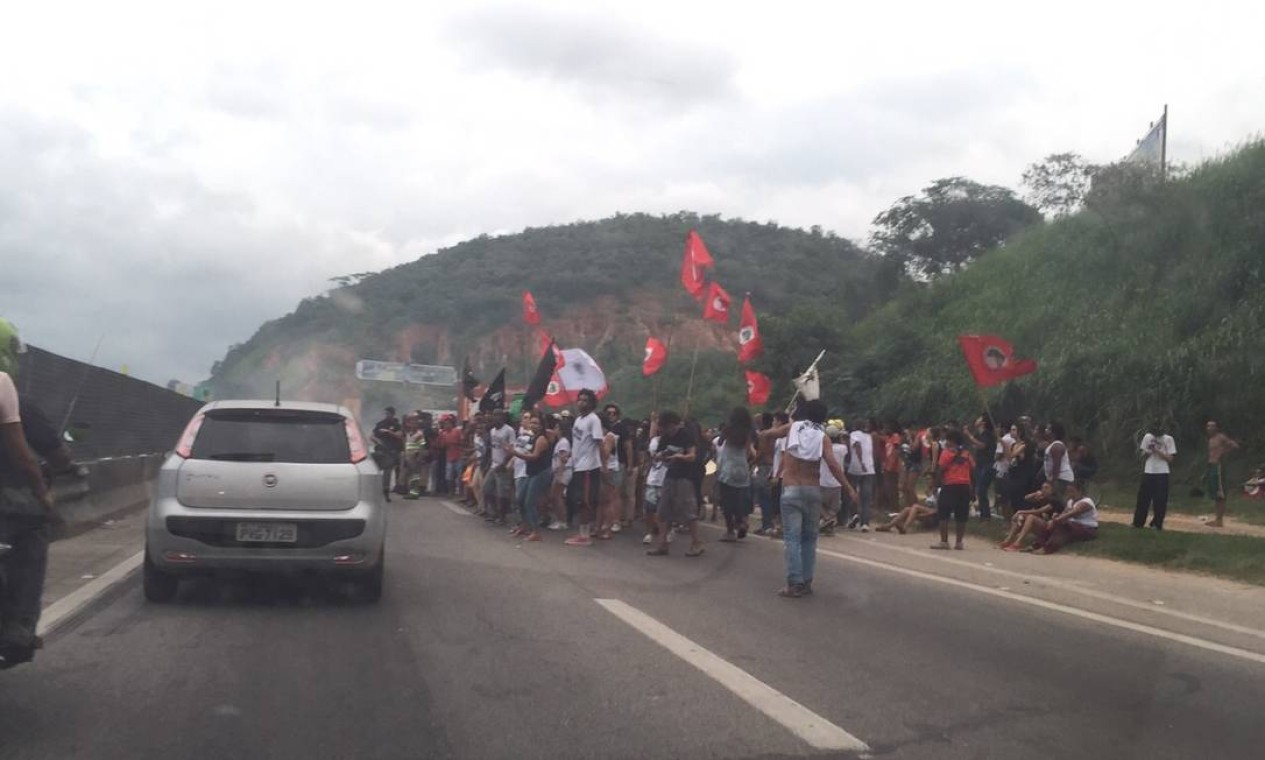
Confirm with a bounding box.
[770,400,856,598]
[715,407,755,542]
[1205,420,1240,528]
[565,390,607,547]
[1133,423,1175,530]
[645,411,705,558]
[372,407,403,501]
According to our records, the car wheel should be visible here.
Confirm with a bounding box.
[143,552,179,603]
[357,551,385,603]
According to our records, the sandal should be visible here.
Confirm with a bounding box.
[685,545,705,557]
[777,584,803,598]
[719,534,737,543]
[646,547,669,556]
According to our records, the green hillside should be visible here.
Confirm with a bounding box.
[839,141,1265,478]
[207,212,894,419]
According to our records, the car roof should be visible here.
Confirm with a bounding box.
[200,399,353,417]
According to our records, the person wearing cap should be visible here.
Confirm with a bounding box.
[0,318,68,667]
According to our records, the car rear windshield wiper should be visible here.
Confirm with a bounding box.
[206,452,277,462]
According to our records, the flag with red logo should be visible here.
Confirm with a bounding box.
[642,337,668,377]
[680,229,715,301]
[957,334,1038,387]
[737,294,763,363]
[745,370,771,405]
[702,281,732,323]
[522,291,541,326]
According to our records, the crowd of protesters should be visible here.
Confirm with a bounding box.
[368,393,1248,599]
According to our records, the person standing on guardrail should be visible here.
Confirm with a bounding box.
[0,318,67,668]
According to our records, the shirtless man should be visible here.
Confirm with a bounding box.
[769,400,857,598]
[1205,420,1240,528]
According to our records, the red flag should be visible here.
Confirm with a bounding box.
[745,370,771,405]
[643,337,668,377]
[522,291,541,326]
[702,281,732,323]
[680,229,715,301]
[737,294,763,363]
[957,334,1038,387]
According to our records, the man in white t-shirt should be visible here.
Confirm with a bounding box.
[483,410,516,524]
[846,420,876,530]
[565,389,607,546]
[1133,425,1176,529]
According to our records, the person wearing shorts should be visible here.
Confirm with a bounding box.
[646,411,704,557]
[931,429,974,550]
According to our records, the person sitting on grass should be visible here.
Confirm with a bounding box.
[1244,466,1265,500]
[999,482,1056,551]
[875,493,939,534]
[1030,480,1098,554]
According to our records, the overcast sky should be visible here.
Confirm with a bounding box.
[2,0,1262,385]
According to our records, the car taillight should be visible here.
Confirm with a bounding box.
[174,413,205,459]
[345,417,368,463]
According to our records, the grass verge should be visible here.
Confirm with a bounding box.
[1090,480,1265,527]
[965,521,1265,587]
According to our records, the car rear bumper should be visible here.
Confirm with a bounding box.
[147,498,386,575]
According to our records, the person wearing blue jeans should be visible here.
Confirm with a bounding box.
[509,416,555,541]
[770,400,857,598]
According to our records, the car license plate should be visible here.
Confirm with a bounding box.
[235,522,298,543]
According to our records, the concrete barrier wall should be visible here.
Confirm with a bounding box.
[50,454,166,537]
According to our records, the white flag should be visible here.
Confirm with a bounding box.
[793,366,820,401]
[557,348,608,396]
[1125,110,1166,167]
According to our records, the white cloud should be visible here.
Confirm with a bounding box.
[1,0,1264,384]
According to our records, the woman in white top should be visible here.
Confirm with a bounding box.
[1033,480,1098,555]
[1042,421,1076,502]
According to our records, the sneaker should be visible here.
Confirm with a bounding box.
[860,525,870,533]
[846,515,861,530]
[610,522,622,534]
[642,533,653,544]
[547,520,568,531]
[525,532,543,542]
[564,535,592,547]
[666,530,675,544]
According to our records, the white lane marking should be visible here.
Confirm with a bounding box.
[595,598,869,753]
[832,534,1265,643]
[697,521,1265,645]
[441,499,474,517]
[38,550,144,637]
[813,547,1265,666]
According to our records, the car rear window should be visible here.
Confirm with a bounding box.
[189,409,350,464]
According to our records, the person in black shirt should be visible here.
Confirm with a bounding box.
[372,407,403,501]
[603,403,636,528]
[964,415,997,520]
[646,411,705,558]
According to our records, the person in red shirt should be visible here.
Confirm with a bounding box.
[438,417,465,497]
[931,429,974,550]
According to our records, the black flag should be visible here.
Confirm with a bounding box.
[478,368,506,412]
[462,357,480,401]
[521,341,558,411]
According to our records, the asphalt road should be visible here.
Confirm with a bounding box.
[3,497,1264,760]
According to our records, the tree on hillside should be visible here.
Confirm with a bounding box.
[1021,152,1099,218]
[870,177,1043,279]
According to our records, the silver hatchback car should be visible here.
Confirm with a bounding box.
[145,400,387,602]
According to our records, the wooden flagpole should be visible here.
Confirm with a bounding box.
[784,349,826,415]
[683,332,701,419]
